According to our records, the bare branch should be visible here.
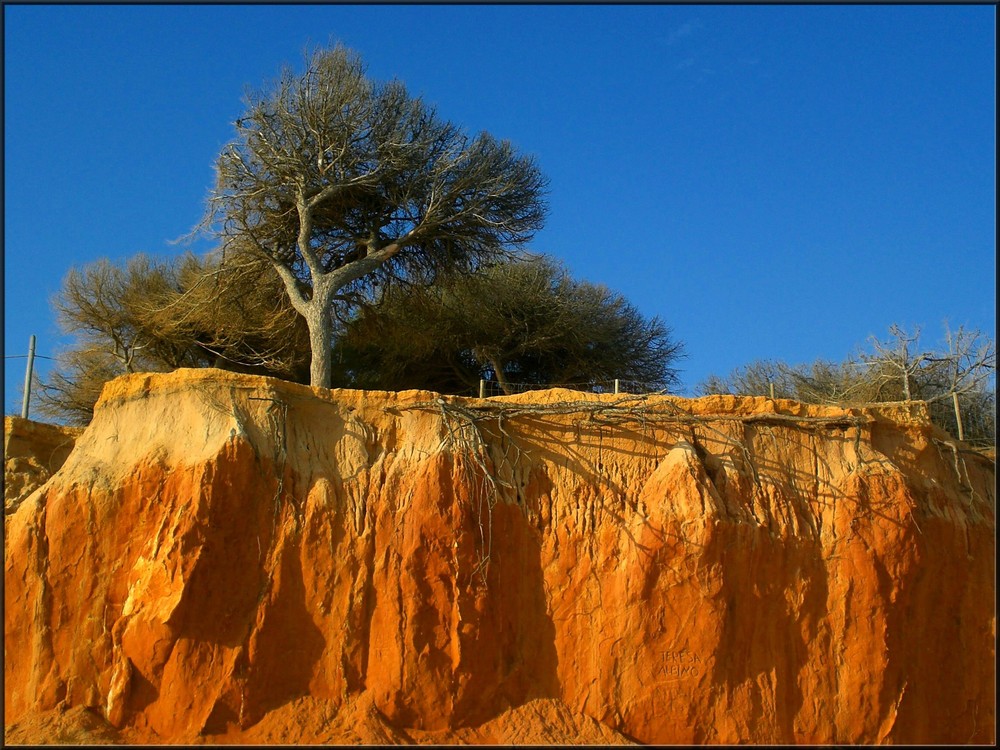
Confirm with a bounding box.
[205,44,547,387]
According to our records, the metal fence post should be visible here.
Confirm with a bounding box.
[21,334,36,419]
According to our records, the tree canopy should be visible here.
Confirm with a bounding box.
[208,44,548,388]
[38,252,684,422]
[332,255,685,395]
[37,249,309,424]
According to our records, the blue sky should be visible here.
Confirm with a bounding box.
[4,4,996,414]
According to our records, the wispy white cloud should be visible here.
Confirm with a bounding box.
[665,19,702,46]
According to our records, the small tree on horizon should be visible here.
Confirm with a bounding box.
[207,44,547,389]
[861,324,933,402]
[698,322,996,445]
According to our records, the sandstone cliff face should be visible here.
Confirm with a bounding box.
[4,369,995,744]
[4,416,83,516]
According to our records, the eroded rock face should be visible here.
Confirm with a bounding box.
[3,417,83,515]
[3,369,995,744]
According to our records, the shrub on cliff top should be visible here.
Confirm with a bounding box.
[37,248,310,424]
[699,323,996,445]
[332,255,685,395]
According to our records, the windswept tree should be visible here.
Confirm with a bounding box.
[208,45,548,388]
[333,256,684,395]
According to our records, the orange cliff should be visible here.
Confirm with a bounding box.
[4,416,83,516]
[3,368,995,745]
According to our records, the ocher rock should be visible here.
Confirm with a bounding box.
[3,369,995,744]
[3,416,83,515]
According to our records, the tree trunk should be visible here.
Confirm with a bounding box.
[270,261,336,389]
[491,358,512,395]
[952,391,964,441]
[305,303,333,389]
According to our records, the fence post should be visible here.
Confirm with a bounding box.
[769,382,775,399]
[952,391,964,441]
[613,379,620,395]
[21,334,36,419]
[479,379,486,399]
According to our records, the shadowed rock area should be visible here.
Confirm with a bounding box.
[4,369,995,744]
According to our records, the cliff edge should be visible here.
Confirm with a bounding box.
[4,416,83,516]
[4,369,995,744]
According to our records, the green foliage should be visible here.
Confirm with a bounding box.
[39,252,683,422]
[332,255,684,394]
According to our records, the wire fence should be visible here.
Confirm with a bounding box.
[471,377,995,449]
[470,378,663,399]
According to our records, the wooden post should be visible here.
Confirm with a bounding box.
[479,379,486,399]
[769,382,775,399]
[613,379,620,395]
[21,334,36,419]
[952,391,964,441]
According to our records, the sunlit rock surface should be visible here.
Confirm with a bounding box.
[4,369,995,744]
[4,416,82,516]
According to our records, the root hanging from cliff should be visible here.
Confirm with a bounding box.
[405,393,874,432]
[432,399,514,585]
[404,393,885,565]
[931,437,994,519]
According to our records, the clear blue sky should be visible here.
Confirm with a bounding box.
[4,4,996,414]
